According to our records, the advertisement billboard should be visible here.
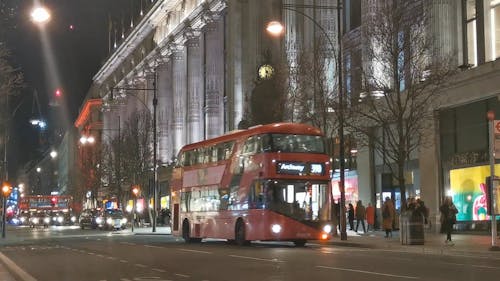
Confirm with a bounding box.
[450,165,500,221]
[332,171,359,205]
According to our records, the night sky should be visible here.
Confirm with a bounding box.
[5,0,139,177]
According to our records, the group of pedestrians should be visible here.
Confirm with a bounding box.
[334,195,460,245]
[345,200,375,234]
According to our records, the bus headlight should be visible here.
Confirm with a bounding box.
[20,217,26,223]
[106,218,113,225]
[96,217,103,224]
[32,218,39,224]
[57,216,64,223]
[71,216,76,222]
[44,217,51,224]
[271,224,282,234]
[121,218,127,224]
[323,224,332,233]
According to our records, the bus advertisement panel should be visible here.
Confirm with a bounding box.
[171,123,333,246]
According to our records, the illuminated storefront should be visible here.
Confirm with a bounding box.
[449,165,500,221]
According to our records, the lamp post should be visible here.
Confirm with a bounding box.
[131,185,140,232]
[2,181,12,238]
[267,1,346,240]
[109,71,158,233]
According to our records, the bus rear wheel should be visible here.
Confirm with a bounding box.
[235,220,249,246]
[182,220,201,243]
[293,240,307,247]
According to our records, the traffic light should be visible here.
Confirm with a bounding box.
[1,182,12,198]
[55,88,62,97]
[51,196,57,207]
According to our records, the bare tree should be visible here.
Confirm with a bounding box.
[101,111,152,208]
[346,0,455,209]
[288,37,338,140]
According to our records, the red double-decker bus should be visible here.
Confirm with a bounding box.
[171,123,333,246]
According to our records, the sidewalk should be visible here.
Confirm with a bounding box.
[327,229,500,256]
[124,225,172,235]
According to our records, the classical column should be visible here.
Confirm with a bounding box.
[170,43,187,154]
[186,28,204,143]
[157,62,174,163]
[204,18,225,139]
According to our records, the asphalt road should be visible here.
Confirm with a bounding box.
[1,226,500,281]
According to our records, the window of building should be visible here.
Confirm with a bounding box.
[490,0,500,59]
[344,0,361,33]
[465,0,478,66]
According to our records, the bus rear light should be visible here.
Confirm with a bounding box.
[320,233,329,240]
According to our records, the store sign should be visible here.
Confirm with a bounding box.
[276,162,324,175]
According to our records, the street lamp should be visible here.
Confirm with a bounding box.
[108,70,158,233]
[267,1,347,240]
[30,6,51,24]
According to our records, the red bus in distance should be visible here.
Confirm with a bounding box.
[170,123,333,246]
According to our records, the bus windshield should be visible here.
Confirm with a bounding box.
[253,180,329,221]
[265,134,325,153]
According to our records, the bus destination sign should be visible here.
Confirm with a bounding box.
[276,162,324,176]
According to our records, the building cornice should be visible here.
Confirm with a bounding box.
[92,0,165,84]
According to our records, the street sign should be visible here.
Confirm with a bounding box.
[494,120,500,159]
[493,181,500,215]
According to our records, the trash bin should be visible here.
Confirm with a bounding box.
[400,211,424,245]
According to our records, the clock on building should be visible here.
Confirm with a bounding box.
[258,64,275,79]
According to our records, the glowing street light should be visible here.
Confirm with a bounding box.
[50,150,57,159]
[266,21,285,36]
[30,6,51,24]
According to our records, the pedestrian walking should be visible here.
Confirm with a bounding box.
[355,200,366,233]
[382,197,395,238]
[347,203,355,231]
[366,203,375,231]
[439,196,458,245]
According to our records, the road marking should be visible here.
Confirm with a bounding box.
[120,260,128,263]
[442,261,500,270]
[0,251,38,281]
[179,248,212,254]
[88,252,95,255]
[107,256,117,260]
[135,264,147,268]
[316,265,419,279]
[228,255,285,263]
[120,242,136,246]
[96,254,104,258]
[175,273,190,278]
[145,245,164,249]
[152,268,166,273]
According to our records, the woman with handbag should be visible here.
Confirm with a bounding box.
[439,196,458,245]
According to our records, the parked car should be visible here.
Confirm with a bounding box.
[29,212,50,228]
[79,209,100,229]
[96,209,127,230]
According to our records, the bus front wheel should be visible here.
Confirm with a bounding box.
[235,220,249,246]
[293,240,307,247]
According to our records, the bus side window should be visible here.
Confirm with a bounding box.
[219,188,229,210]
